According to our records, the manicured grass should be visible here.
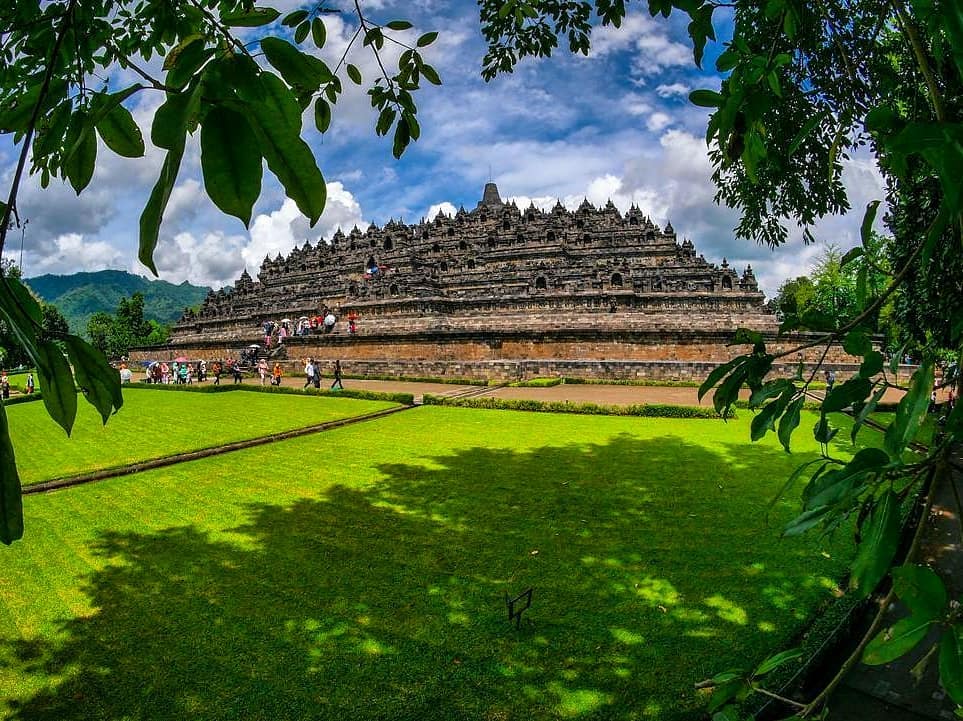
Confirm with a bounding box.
[0,406,867,720]
[6,387,400,485]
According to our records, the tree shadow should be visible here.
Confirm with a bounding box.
[0,434,848,720]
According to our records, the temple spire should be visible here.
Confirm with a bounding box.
[480,182,502,207]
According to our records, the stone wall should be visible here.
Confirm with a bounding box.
[130,328,866,381]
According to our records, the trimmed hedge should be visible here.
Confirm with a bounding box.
[133,381,414,405]
[1,392,45,407]
[559,377,702,387]
[508,377,564,387]
[422,394,732,418]
[319,373,489,387]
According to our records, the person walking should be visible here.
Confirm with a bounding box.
[258,358,268,386]
[330,359,344,390]
[25,373,35,393]
[272,362,282,386]
[303,358,316,389]
[232,361,243,384]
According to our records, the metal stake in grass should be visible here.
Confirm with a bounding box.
[506,588,533,629]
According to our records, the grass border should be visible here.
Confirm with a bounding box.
[422,393,732,419]
[132,381,415,406]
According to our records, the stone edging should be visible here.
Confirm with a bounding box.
[23,405,413,495]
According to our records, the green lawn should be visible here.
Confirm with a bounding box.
[6,387,399,485]
[0,406,867,720]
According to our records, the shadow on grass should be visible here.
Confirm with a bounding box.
[1,434,848,721]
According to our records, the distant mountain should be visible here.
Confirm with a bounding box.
[26,270,212,335]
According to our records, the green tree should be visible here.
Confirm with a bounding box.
[86,293,172,357]
[0,0,441,545]
[479,0,963,717]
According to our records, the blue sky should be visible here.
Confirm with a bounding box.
[0,0,886,296]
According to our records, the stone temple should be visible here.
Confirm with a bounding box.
[160,183,843,380]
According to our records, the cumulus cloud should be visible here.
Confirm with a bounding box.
[656,82,690,98]
[240,182,367,276]
[153,230,248,289]
[590,12,691,75]
[427,201,457,219]
[646,112,673,131]
[22,233,128,277]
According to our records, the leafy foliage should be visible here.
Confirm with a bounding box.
[86,292,169,358]
[478,0,963,715]
[0,0,442,542]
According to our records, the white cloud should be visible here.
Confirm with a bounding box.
[427,201,457,219]
[23,233,128,276]
[646,112,673,131]
[241,181,367,276]
[656,82,690,98]
[153,230,247,289]
[589,12,691,76]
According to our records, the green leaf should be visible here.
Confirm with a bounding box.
[36,339,78,436]
[166,39,212,90]
[893,564,947,621]
[386,20,413,30]
[778,395,804,452]
[346,63,363,85]
[294,20,310,44]
[417,31,438,47]
[63,334,123,424]
[163,33,204,71]
[843,328,872,356]
[151,86,201,150]
[221,7,281,27]
[860,351,884,378]
[246,73,326,224]
[94,99,145,158]
[864,615,933,665]
[754,647,803,677]
[200,106,262,226]
[689,89,724,108]
[715,48,738,72]
[0,405,23,545]
[139,144,184,275]
[421,64,442,85]
[282,9,309,27]
[63,114,97,195]
[849,489,900,597]
[787,110,826,157]
[750,386,794,442]
[261,37,328,93]
[813,414,838,444]
[713,363,748,417]
[823,376,872,413]
[860,200,881,247]
[699,356,747,402]
[749,378,791,407]
[783,505,833,536]
[940,627,963,705]
[852,385,887,443]
[311,17,327,48]
[314,97,331,133]
[392,114,411,159]
[884,361,934,460]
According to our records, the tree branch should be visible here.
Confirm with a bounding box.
[801,458,943,716]
[0,0,77,258]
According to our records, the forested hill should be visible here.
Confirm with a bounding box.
[25,270,212,333]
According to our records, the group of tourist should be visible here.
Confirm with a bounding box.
[0,370,34,399]
[255,358,285,386]
[300,358,344,390]
[261,310,344,348]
